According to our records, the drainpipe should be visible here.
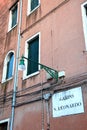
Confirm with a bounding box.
[43,93,51,130]
[10,0,22,130]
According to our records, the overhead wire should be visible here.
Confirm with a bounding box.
[0,72,87,108]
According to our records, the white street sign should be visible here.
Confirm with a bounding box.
[52,87,84,117]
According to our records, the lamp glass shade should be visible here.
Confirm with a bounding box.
[18,57,26,71]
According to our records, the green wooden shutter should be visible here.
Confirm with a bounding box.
[0,122,7,130]
[11,5,17,27]
[27,36,39,75]
[31,0,39,11]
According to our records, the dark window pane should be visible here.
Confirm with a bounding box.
[11,5,17,27]
[6,53,14,79]
[0,122,7,130]
[31,0,39,11]
[84,4,87,16]
[6,61,10,79]
[27,36,39,75]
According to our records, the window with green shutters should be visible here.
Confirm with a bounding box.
[27,36,39,75]
[11,5,17,28]
[8,3,18,31]
[28,0,40,14]
[31,0,39,11]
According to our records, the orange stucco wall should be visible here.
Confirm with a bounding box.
[0,0,87,130]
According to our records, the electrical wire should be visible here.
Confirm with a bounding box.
[0,72,87,109]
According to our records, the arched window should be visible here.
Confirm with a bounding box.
[2,51,14,83]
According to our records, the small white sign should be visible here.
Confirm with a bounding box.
[52,87,84,117]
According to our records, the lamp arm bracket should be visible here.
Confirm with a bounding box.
[22,56,58,80]
[41,65,58,80]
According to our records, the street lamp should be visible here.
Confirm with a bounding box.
[19,55,58,130]
[18,55,58,81]
[18,55,58,130]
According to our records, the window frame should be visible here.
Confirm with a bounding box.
[2,51,15,83]
[6,52,14,79]
[27,0,40,15]
[8,3,18,31]
[81,1,87,50]
[0,118,9,130]
[23,32,41,80]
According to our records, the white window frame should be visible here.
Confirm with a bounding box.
[27,0,40,15]
[23,32,41,80]
[2,51,15,83]
[8,3,18,31]
[81,1,87,50]
[0,118,9,130]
